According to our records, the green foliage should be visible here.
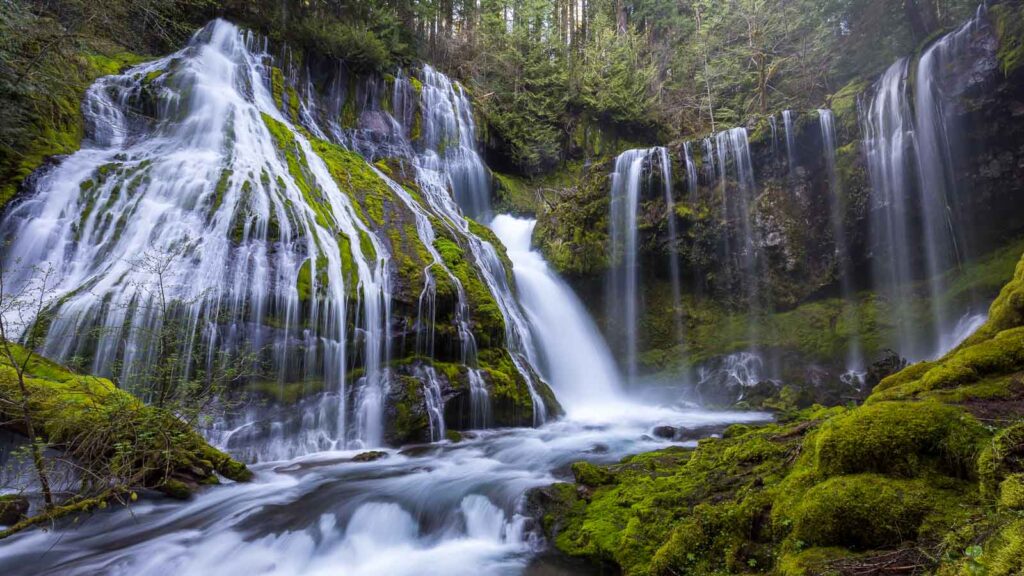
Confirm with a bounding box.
[288,20,393,72]
[992,3,1024,76]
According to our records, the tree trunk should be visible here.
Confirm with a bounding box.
[616,0,627,35]
[17,375,54,508]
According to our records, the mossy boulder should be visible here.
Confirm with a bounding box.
[0,344,251,505]
[787,474,952,549]
[813,401,986,479]
[978,421,1024,498]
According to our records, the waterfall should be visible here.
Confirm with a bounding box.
[861,6,988,360]
[782,110,797,176]
[607,147,673,384]
[491,216,620,413]
[701,138,716,184]
[0,20,551,459]
[683,142,699,202]
[714,128,760,324]
[418,66,491,221]
[914,5,989,354]
[1,21,395,454]
[819,109,862,369]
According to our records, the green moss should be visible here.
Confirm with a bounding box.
[434,236,506,341]
[492,171,538,215]
[992,3,1024,76]
[411,107,423,141]
[143,69,164,85]
[0,344,250,507]
[309,138,389,227]
[983,519,1024,576]
[270,67,285,110]
[286,85,301,123]
[1,48,146,209]
[813,401,987,479]
[776,547,853,576]
[872,251,1024,402]
[998,473,1024,509]
[571,461,616,487]
[977,422,1024,499]
[341,78,359,129]
[210,168,232,217]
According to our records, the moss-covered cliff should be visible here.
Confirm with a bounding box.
[534,251,1024,576]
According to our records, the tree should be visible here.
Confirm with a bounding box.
[0,259,57,509]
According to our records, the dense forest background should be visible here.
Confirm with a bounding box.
[0,0,980,182]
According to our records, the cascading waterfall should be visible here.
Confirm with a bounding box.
[0,20,551,460]
[386,67,549,424]
[1,22,393,455]
[819,109,862,369]
[914,5,989,353]
[608,147,674,385]
[682,141,699,201]
[417,66,492,222]
[491,215,620,413]
[861,6,988,360]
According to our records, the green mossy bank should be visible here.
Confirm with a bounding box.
[0,344,251,536]
[533,252,1024,576]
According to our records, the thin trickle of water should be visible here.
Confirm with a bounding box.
[782,110,797,177]
[682,142,699,202]
[608,147,674,385]
[819,109,862,369]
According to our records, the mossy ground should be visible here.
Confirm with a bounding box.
[539,252,1024,576]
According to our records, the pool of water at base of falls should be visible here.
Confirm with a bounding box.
[0,405,768,576]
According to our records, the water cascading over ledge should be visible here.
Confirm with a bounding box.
[559,3,1022,405]
[0,20,560,461]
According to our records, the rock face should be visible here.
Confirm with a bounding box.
[532,3,1024,399]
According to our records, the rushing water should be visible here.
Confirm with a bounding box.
[0,406,768,575]
[491,216,620,415]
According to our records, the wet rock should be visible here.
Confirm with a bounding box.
[652,425,677,439]
[352,450,388,462]
[0,495,28,526]
[865,350,907,390]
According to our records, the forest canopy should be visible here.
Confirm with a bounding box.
[1,0,982,177]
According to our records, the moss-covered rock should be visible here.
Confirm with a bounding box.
[787,474,954,549]
[0,344,251,515]
[813,401,986,479]
[536,250,1024,576]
